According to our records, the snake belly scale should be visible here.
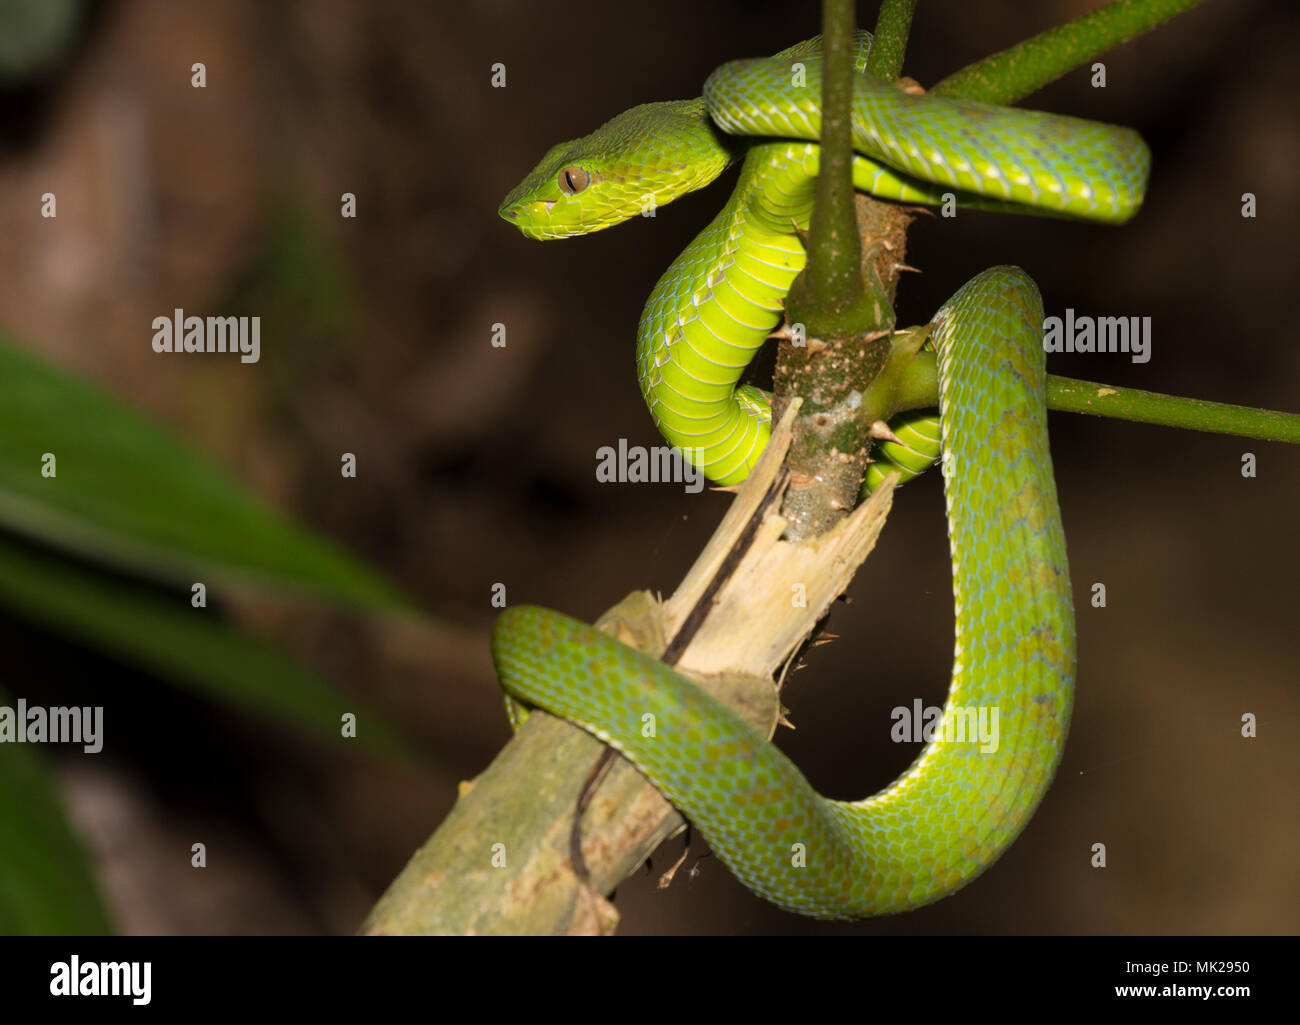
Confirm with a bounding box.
[495,32,1148,918]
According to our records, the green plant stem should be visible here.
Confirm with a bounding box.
[1046,376,1300,443]
[865,0,916,81]
[787,0,865,335]
[933,0,1209,105]
[780,0,909,537]
[891,352,1300,444]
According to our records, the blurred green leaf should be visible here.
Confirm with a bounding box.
[0,532,413,757]
[0,335,408,611]
[0,691,112,934]
[0,0,82,82]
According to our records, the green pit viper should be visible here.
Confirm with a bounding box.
[493,32,1149,919]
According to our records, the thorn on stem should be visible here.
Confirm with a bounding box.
[869,419,904,444]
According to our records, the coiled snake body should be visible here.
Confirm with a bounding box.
[495,33,1149,918]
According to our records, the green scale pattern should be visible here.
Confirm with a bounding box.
[494,268,1075,918]
[496,34,1147,917]
[630,36,1147,485]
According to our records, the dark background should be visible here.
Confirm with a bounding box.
[0,0,1296,934]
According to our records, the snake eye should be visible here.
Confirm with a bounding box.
[558,165,590,194]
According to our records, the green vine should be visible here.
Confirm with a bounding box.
[787,0,1296,462]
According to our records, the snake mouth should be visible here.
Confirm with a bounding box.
[503,212,566,240]
[498,199,548,236]
[498,196,576,239]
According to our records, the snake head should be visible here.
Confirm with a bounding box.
[499,98,735,240]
